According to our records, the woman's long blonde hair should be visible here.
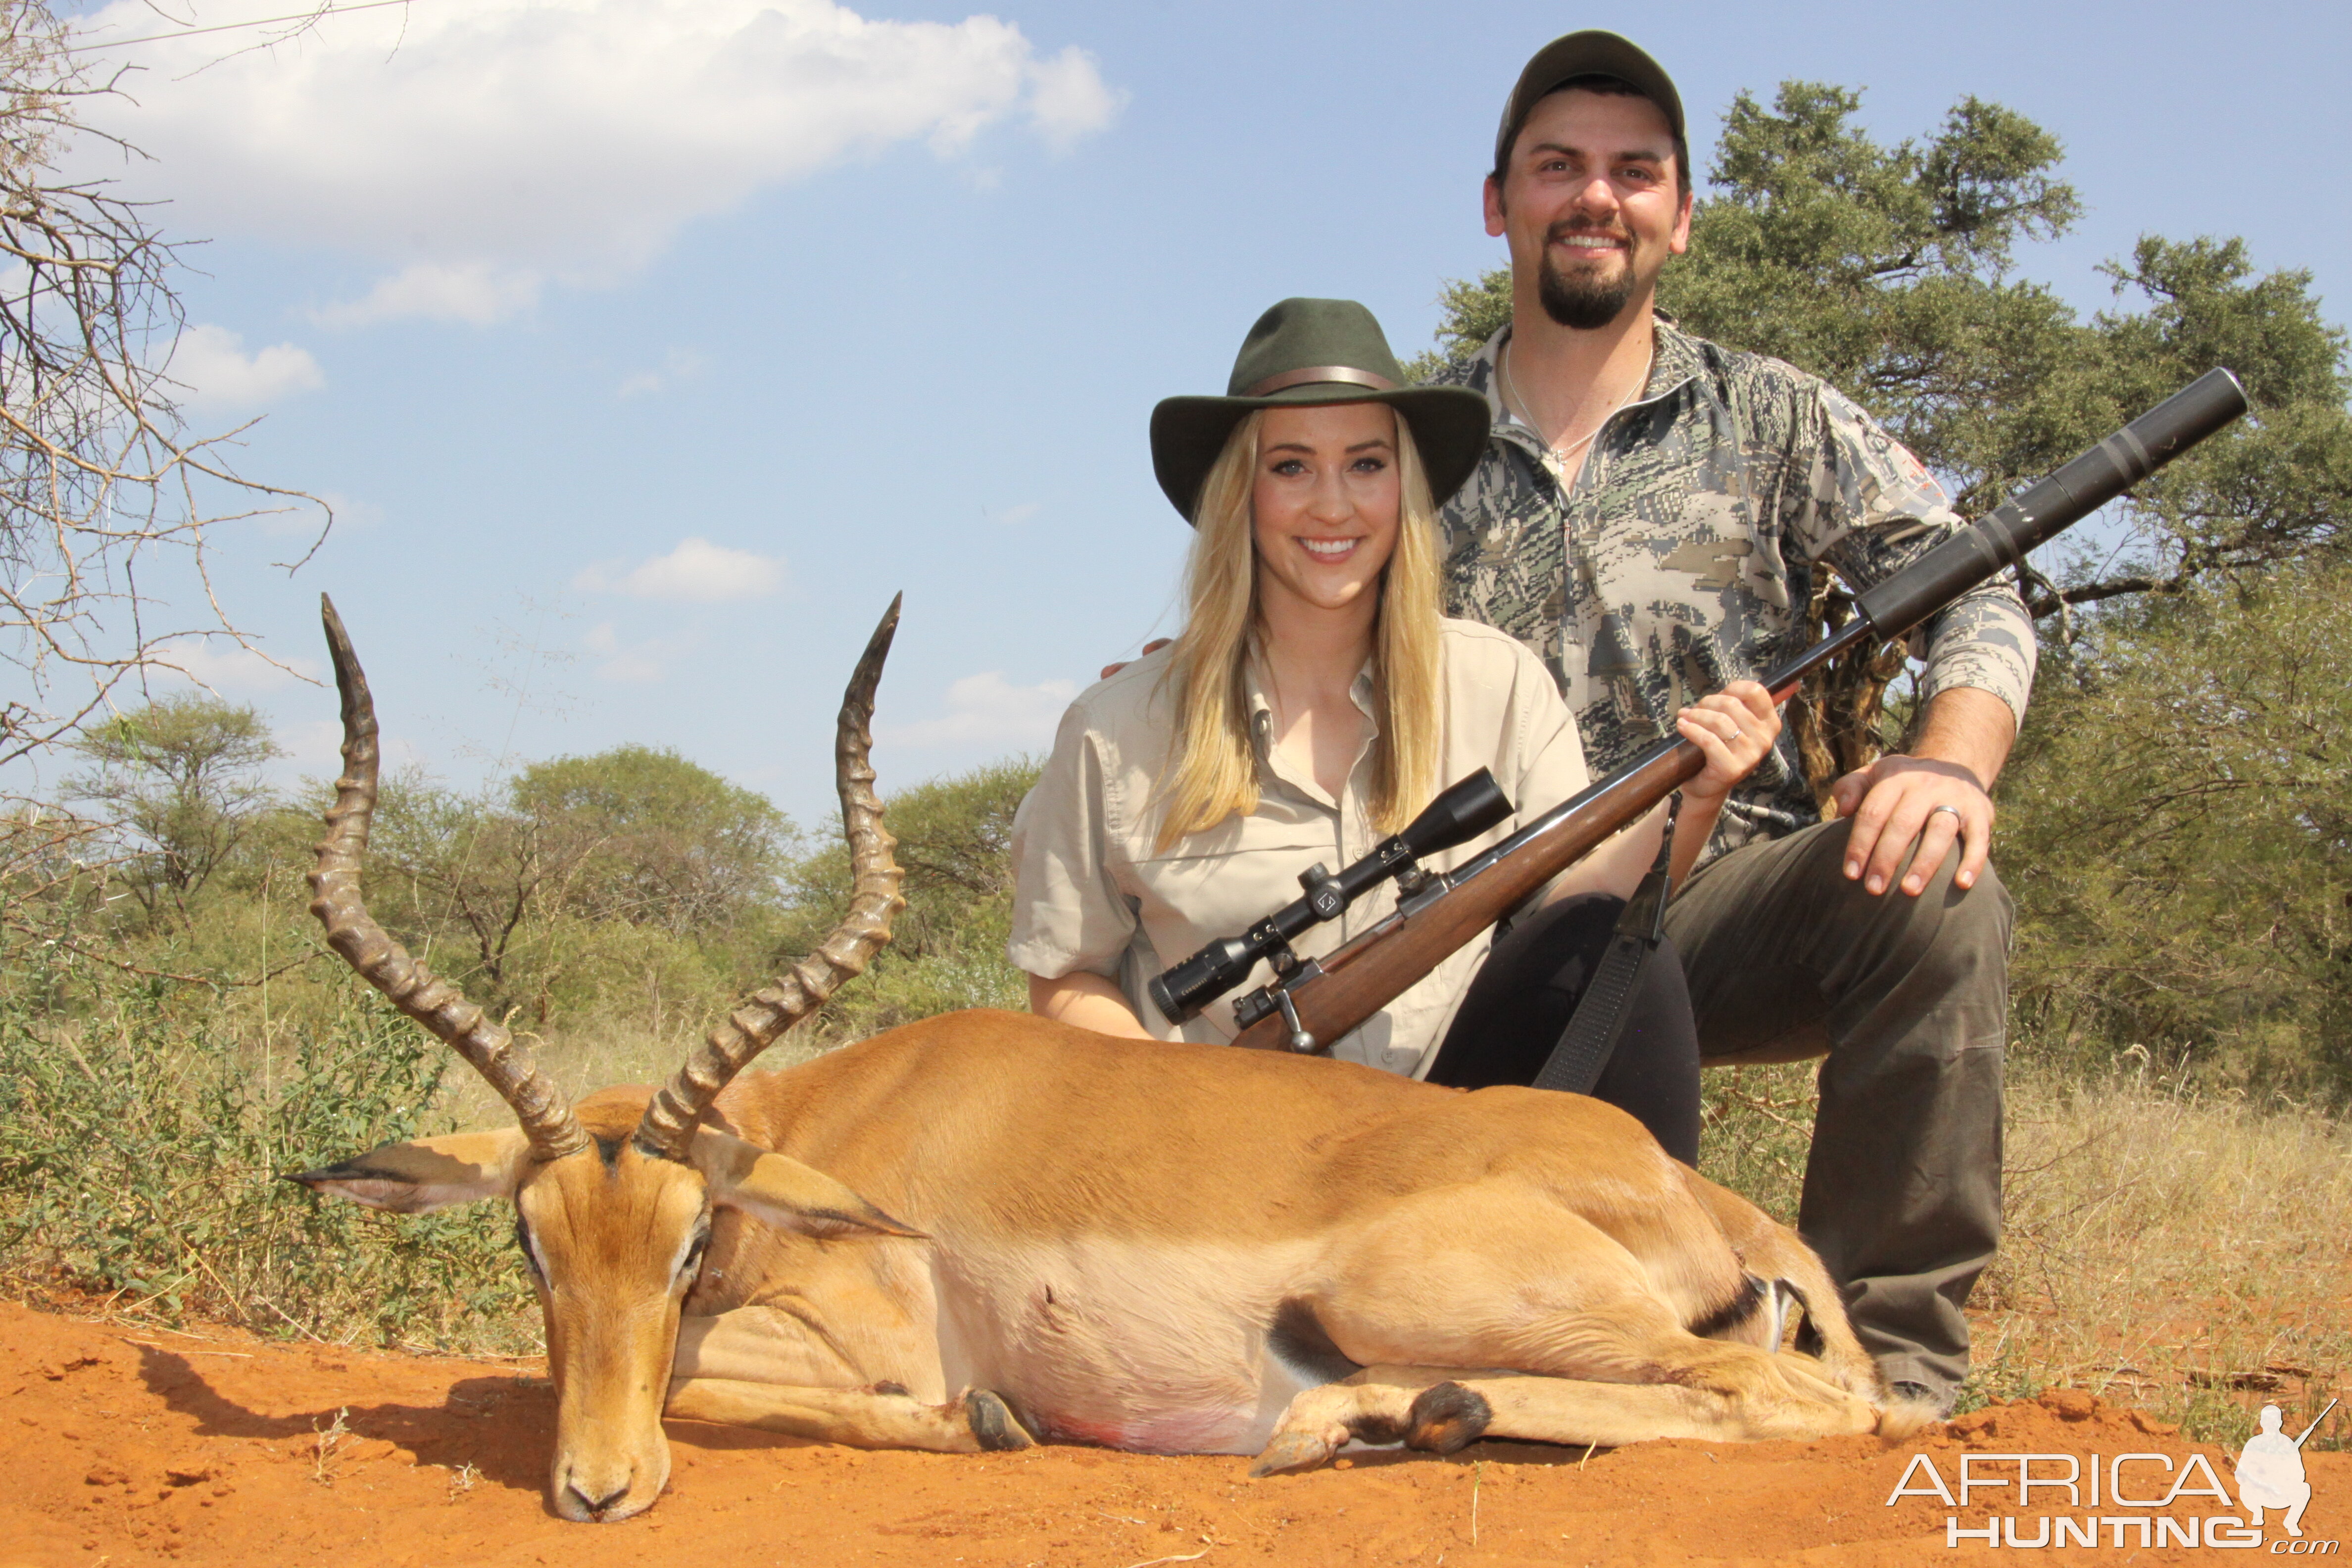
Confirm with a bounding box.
[1151,405,1445,852]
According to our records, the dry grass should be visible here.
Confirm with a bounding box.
[1974,1063,2352,1447]
[1701,1057,2352,1450]
[437,1017,838,1130]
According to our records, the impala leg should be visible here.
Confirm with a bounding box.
[1252,1341,1878,1477]
[1289,1185,1880,1451]
[1256,1227,1880,1476]
[1683,1171,1882,1400]
[1397,1356,1880,1455]
[1253,1365,1506,1476]
[666,1376,1033,1453]
[1396,1296,1879,1448]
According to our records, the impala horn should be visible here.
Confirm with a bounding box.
[633,595,906,1162]
[309,595,589,1163]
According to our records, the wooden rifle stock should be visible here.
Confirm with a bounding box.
[1225,368,2250,1054]
[1227,734,1710,1051]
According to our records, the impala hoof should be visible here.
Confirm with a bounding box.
[1249,1429,1338,1477]
[1405,1382,1491,1455]
[965,1389,1034,1452]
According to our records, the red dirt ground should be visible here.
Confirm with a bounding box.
[0,1299,2340,1567]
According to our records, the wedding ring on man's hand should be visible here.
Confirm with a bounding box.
[1928,804,1964,822]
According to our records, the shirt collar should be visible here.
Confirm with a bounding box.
[1241,648,1381,807]
[1241,651,1379,727]
[1468,315,1704,460]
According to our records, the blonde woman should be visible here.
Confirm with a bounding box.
[1007,299,1776,1160]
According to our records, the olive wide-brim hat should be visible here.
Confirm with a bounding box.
[1149,297,1493,524]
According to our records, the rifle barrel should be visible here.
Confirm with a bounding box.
[1225,369,2249,1054]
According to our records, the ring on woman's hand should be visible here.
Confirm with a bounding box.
[1928,803,1964,822]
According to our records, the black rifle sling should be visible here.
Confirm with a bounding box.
[1531,793,1679,1095]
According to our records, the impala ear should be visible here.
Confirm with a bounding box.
[691,1129,924,1239]
[286,1128,534,1213]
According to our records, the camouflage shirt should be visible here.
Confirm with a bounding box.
[1428,321,2038,859]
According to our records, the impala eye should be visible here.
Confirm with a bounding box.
[677,1226,711,1281]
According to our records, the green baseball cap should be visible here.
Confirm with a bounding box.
[1493,30,1685,176]
[1149,297,1493,524]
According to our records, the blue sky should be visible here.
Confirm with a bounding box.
[28,0,2351,831]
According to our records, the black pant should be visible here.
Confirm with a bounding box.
[1422,892,1702,1165]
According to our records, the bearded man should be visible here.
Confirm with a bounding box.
[1425,32,2035,1413]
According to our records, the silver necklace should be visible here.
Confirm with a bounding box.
[1500,336,1655,471]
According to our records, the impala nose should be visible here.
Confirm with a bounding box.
[566,1477,633,1520]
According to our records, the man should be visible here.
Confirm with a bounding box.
[1426,31,2036,1412]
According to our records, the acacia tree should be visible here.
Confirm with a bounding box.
[63,694,281,924]
[363,746,797,1020]
[509,745,795,941]
[1414,83,2352,790]
[779,758,1040,1042]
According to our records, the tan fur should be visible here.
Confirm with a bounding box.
[308,1010,1897,1520]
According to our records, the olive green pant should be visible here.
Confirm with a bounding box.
[1664,816,2011,1397]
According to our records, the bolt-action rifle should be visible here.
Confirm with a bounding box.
[1149,369,2250,1055]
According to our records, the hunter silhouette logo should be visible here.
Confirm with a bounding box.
[1883,1398,2339,1551]
[2239,1400,2333,1539]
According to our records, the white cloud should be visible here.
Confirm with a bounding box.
[574,537,785,602]
[167,324,325,410]
[314,491,384,532]
[583,620,673,684]
[1028,44,1127,151]
[279,716,351,778]
[305,262,543,329]
[886,670,1075,748]
[618,348,712,399]
[148,637,317,692]
[987,501,1042,526]
[80,0,1124,325]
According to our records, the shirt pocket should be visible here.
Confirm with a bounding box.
[1119,815,1339,970]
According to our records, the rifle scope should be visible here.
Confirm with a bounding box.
[1148,767,1513,1025]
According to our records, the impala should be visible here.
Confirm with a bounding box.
[292,594,1919,1523]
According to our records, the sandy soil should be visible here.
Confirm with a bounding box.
[0,1299,2340,1568]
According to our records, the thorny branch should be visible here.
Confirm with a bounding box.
[0,0,327,770]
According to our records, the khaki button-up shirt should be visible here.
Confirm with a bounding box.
[1007,619,1590,1078]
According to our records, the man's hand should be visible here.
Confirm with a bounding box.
[1101,637,1173,681]
[1830,755,1993,895]
[1829,686,2015,897]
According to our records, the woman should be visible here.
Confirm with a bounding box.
[1007,298,1777,1162]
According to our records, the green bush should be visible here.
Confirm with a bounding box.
[0,950,531,1350]
[1999,564,2352,1103]
[776,757,1039,1050]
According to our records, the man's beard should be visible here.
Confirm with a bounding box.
[1536,227,1639,330]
